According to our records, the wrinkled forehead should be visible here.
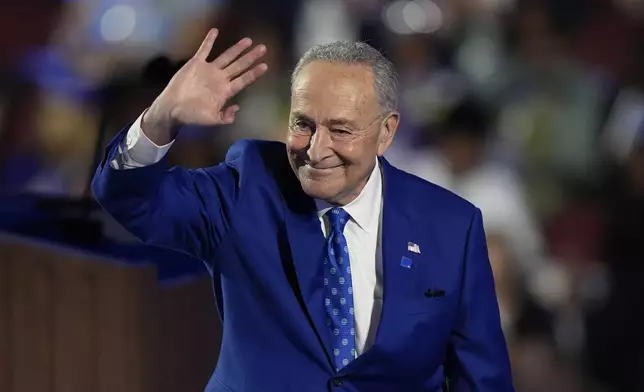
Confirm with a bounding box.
[290,62,380,120]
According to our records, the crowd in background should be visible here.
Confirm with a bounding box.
[1,0,644,391]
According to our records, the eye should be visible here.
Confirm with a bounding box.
[293,120,314,132]
[331,128,350,135]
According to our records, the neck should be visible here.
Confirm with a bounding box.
[330,185,366,206]
[329,160,379,206]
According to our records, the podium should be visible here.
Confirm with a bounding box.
[0,233,222,392]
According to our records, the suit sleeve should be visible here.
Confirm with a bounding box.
[92,126,240,264]
[445,208,515,392]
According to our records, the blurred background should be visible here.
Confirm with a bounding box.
[1,0,644,391]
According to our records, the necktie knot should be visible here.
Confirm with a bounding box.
[327,208,350,233]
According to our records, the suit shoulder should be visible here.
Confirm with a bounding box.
[222,139,291,188]
[393,166,477,219]
[224,139,286,167]
[224,139,289,175]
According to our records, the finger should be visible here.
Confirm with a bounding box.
[224,44,267,79]
[220,105,240,124]
[212,38,253,69]
[228,63,268,97]
[195,28,219,60]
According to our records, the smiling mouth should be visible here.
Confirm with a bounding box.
[305,165,341,175]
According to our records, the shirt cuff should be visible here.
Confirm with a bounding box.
[110,110,175,169]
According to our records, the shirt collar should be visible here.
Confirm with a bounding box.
[315,160,382,234]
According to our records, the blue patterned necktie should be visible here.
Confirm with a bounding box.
[324,207,356,371]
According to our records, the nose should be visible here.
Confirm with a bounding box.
[306,128,333,164]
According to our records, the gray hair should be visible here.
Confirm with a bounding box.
[291,41,399,114]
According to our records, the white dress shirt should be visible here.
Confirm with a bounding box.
[112,112,384,355]
[314,161,383,356]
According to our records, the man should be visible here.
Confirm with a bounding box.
[92,29,513,391]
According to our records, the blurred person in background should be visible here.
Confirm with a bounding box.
[390,96,546,278]
[0,81,43,193]
[486,233,549,343]
[496,0,604,218]
[0,65,97,197]
[579,31,644,392]
[26,86,99,196]
[448,0,510,100]
[573,0,640,86]
[385,33,469,162]
[487,232,586,392]
[390,33,463,135]
[511,335,585,392]
[0,0,65,193]
[586,138,644,392]
[19,49,101,196]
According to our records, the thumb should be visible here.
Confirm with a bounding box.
[221,105,240,124]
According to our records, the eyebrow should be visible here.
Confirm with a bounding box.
[327,117,359,129]
[291,111,315,123]
[291,111,360,129]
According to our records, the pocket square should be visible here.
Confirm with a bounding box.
[424,288,445,298]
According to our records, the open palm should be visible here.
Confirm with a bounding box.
[149,28,268,129]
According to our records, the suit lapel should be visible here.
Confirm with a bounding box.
[374,158,413,347]
[281,169,334,366]
[341,157,413,373]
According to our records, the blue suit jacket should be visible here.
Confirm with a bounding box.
[92,129,514,392]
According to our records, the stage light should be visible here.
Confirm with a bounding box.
[383,0,443,35]
[100,4,136,43]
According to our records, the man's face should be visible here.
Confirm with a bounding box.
[286,61,398,205]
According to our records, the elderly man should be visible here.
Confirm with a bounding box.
[92,29,513,392]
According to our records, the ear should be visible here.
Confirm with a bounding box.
[376,112,400,156]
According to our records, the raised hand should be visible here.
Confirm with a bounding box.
[142,28,268,144]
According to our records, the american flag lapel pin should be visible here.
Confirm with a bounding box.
[407,242,421,254]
